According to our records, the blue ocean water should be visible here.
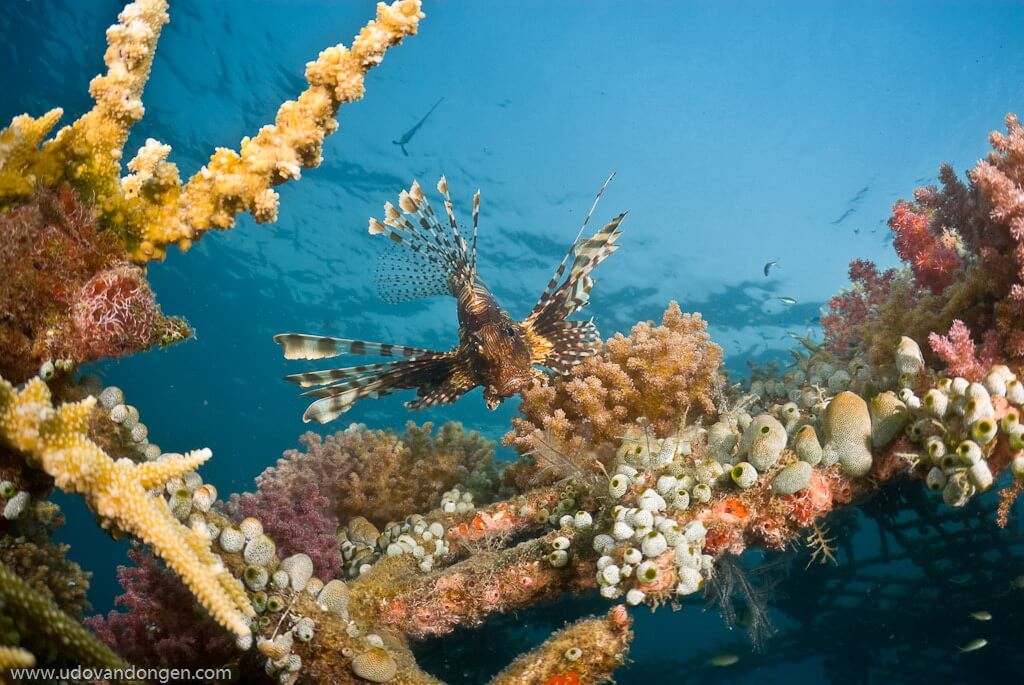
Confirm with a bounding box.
[3,0,1024,681]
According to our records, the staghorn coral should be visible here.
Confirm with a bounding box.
[0,376,253,637]
[0,0,425,262]
[232,421,500,530]
[0,185,188,384]
[506,301,723,480]
[85,549,236,670]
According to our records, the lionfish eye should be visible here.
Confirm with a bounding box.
[504,326,517,337]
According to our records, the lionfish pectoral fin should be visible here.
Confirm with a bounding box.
[404,365,476,410]
[273,333,438,361]
[520,196,625,376]
[299,354,458,424]
[524,319,601,374]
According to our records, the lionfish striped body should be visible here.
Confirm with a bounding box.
[275,175,625,424]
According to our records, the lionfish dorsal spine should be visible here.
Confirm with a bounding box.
[368,177,479,303]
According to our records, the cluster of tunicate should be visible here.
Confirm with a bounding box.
[340,508,454,577]
[158,463,220,538]
[96,385,163,461]
[378,514,449,573]
[530,483,589,529]
[736,339,906,481]
[438,486,475,514]
[338,516,382,578]
[591,431,714,605]
[901,364,1023,507]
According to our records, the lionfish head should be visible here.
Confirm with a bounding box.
[474,317,535,409]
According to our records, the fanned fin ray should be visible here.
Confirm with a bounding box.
[299,354,458,424]
[367,178,476,302]
[523,173,623,370]
[273,333,438,361]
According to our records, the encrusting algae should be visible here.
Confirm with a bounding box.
[2,0,1024,682]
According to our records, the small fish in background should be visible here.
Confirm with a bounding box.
[275,174,625,423]
[707,653,739,667]
[763,258,780,277]
[959,638,988,653]
[969,611,992,621]
[777,296,797,305]
[392,97,444,156]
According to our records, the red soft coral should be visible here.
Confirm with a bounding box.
[821,260,896,354]
[888,200,963,293]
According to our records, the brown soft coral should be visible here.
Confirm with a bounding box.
[233,421,501,529]
[506,302,723,476]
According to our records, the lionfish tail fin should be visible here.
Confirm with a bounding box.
[370,177,478,304]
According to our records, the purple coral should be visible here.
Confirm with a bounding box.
[85,550,236,669]
[229,480,341,580]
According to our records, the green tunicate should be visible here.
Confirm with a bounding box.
[771,461,813,496]
[792,425,822,465]
[741,415,787,471]
[870,391,908,449]
[266,595,285,613]
[824,392,873,477]
[730,462,758,489]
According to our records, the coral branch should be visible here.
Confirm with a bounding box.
[0,0,425,262]
[0,376,253,637]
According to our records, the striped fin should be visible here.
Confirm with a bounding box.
[368,178,477,302]
[526,212,625,331]
[528,320,600,373]
[299,355,458,424]
[406,365,476,409]
[273,333,438,361]
[283,357,443,388]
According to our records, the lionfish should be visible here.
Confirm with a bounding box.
[274,175,625,424]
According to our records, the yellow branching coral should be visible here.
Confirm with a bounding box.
[0,0,425,262]
[0,376,254,637]
[0,645,35,670]
[0,561,123,670]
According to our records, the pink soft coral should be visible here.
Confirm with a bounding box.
[888,200,963,293]
[927,319,1002,381]
[228,422,499,531]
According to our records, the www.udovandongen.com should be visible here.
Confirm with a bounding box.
[6,665,234,683]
